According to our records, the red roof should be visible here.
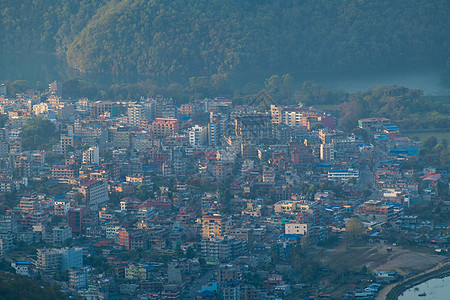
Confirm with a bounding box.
[82,180,100,186]
[205,152,217,160]
[423,174,441,181]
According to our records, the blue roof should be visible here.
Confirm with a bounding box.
[316,163,332,168]
[280,234,302,240]
[143,166,159,171]
[198,291,216,297]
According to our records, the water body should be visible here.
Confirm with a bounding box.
[302,67,450,96]
[1,52,449,96]
[398,275,450,300]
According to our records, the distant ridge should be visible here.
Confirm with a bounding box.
[1,0,449,79]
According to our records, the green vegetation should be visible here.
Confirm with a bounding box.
[1,0,448,80]
[0,271,67,300]
[345,217,365,244]
[336,86,450,131]
[21,118,59,151]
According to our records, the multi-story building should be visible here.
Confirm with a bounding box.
[69,267,89,289]
[234,115,272,143]
[82,146,100,165]
[106,224,120,240]
[201,238,246,262]
[68,207,85,236]
[19,197,39,213]
[37,248,62,274]
[54,199,71,216]
[80,180,109,210]
[0,215,18,235]
[61,247,83,270]
[285,223,308,235]
[60,135,74,154]
[0,233,13,255]
[189,125,207,147]
[52,224,73,246]
[151,118,179,139]
[202,214,225,239]
[179,103,195,116]
[117,228,148,250]
[320,143,334,162]
[90,101,117,118]
[127,103,146,127]
[108,126,131,148]
[327,169,359,181]
[52,165,76,182]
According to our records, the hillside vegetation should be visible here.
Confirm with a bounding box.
[1,0,449,79]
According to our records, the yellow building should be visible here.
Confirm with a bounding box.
[202,214,225,239]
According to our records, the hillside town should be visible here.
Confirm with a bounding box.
[0,81,448,300]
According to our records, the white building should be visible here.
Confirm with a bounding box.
[127,103,145,127]
[285,223,308,235]
[80,180,109,211]
[327,168,359,181]
[11,262,32,276]
[189,125,207,147]
[61,247,83,270]
[82,146,100,165]
[106,224,121,240]
[320,143,335,162]
[52,224,72,246]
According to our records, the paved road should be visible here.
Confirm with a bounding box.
[184,268,214,299]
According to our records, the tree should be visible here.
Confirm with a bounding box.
[186,247,196,259]
[136,184,150,201]
[21,118,59,151]
[300,235,311,253]
[345,217,365,244]
[265,75,282,93]
[347,177,357,185]
[72,192,84,203]
[424,136,438,149]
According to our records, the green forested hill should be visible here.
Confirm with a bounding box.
[1,0,449,79]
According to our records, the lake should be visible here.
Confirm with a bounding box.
[1,52,449,96]
[398,274,450,300]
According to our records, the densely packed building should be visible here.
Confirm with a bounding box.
[0,81,446,299]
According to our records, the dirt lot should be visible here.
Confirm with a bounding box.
[323,242,442,275]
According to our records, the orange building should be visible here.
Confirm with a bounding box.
[151,118,179,138]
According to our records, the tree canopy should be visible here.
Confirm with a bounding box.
[1,0,448,80]
[21,118,59,151]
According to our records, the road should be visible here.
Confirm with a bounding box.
[184,267,214,299]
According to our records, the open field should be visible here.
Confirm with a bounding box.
[315,242,444,298]
[323,243,441,275]
[404,131,450,143]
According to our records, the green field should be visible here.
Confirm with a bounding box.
[404,131,450,143]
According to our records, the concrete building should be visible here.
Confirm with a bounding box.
[201,238,246,262]
[327,169,359,181]
[82,146,100,165]
[189,125,207,147]
[69,267,89,289]
[61,247,83,270]
[202,214,225,239]
[37,248,61,274]
[285,223,308,235]
[52,224,72,246]
[234,115,272,143]
[151,118,179,138]
[80,180,109,210]
[108,126,131,148]
[127,103,145,127]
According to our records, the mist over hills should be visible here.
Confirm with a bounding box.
[1,0,449,80]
